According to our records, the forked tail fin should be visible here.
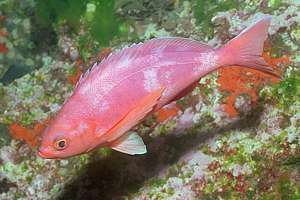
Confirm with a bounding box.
[216,17,279,77]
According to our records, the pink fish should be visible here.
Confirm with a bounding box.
[38,17,277,159]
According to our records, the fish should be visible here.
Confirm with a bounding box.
[38,17,278,159]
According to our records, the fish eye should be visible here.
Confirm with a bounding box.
[54,138,68,150]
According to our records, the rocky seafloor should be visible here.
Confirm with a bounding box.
[0,0,300,199]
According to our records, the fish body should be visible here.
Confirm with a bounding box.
[39,17,276,159]
[76,39,215,138]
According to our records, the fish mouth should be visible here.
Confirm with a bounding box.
[38,151,46,158]
[38,150,52,159]
[38,147,56,159]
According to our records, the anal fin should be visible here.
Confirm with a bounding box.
[110,132,147,155]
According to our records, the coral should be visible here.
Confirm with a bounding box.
[217,52,288,118]
[0,0,300,199]
[8,121,46,148]
[0,56,72,126]
[0,143,90,199]
[197,125,300,199]
[67,61,83,86]
[141,23,170,40]
[262,69,300,111]
[66,47,112,86]
[0,0,36,83]
[129,1,300,200]
[0,43,8,54]
[156,103,181,123]
[94,47,112,63]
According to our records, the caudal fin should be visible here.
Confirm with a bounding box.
[216,17,279,77]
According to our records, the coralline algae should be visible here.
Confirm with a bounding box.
[0,0,300,199]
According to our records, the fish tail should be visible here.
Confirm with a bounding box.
[216,16,280,77]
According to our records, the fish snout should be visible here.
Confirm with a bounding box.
[38,147,55,159]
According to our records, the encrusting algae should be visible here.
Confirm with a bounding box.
[0,0,300,199]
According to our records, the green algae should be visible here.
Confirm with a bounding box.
[0,124,11,146]
[193,0,245,38]
[35,0,128,47]
[96,147,113,158]
[90,0,125,46]
[195,130,300,199]
[0,148,90,199]
[0,0,37,82]
[35,0,86,29]
[0,57,72,126]
[192,69,300,198]
[261,69,300,111]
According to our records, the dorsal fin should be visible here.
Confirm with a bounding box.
[73,42,143,89]
[144,37,211,52]
[74,62,99,89]
[74,37,210,89]
[109,38,210,68]
[100,38,210,66]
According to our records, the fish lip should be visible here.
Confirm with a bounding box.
[38,151,48,158]
[38,148,56,159]
[38,150,51,158]
[38,151,60,159]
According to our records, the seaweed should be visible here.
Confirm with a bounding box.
[262,69,300,110]
[90,0,123,46]
[35,0,87,29]
[193,0,244,38]
[34,0,127,46]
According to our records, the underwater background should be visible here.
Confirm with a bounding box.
[0,0,300,199]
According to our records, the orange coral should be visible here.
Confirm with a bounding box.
[0,43,8,54]
[0,15,8,54]
[0,30,8,37]
[67,60,83,85]
[8,121,47,148]
[217,52,289,118]
[96,48,112,62]
[67,48,112,85]
[156,103,181,123]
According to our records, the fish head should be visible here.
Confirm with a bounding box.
[38,116,97,159]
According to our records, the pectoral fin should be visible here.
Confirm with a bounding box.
[99,87,165,143]
[110,132,147,155]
